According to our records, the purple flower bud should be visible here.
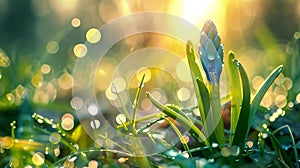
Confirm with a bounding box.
[198,20,224,84]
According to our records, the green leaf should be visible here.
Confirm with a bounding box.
[132,74,145,134]
[273,125,299,168]
[146,91,210,147]
[225,51,242,144]
[268,131,293,168]
[232,59,250,146]
[186,41,209,132]
[209,81,225,145]
[247,65,283,134]
[195,79,210,115]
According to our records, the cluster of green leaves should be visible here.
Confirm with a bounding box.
[1,26,300,168]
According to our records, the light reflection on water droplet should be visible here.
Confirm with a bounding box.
[221,147,230,157]
[90,120,101,129]
[32,152,45,166]
[70,97,83,110]
[88,160,98,168]
[71,18,81,27]
[49,132,61,144]
[86,28,101,44]
[41,64,51,74]
[296,93,300,103]
[46,41,59,54]
[54,147,60,157]
[177,87,191,101]
[73,44,87,58]
[116,114,126,125]
[88,104,98,116]
[212,142,218,148]
[1,136,14,149]
[61,114,74,131]
[275,95,287,108]
[9,158,19,168]
[230,146,240,156]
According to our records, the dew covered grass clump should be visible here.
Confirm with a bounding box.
[1,3,300,167]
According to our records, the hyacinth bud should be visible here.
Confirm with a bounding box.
[198,20,224,84]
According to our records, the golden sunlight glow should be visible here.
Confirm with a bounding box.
[181,0,218,24]
[136,68,151,83]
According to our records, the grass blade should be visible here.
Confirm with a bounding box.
[163,116,191,158]
[232,59,250,146]
[146,91,210,147]
[268,131,293,168]
[186,41,208,127]
[132,74,145,134]
[273,125,299,168]
[247,65,283,134]
[225,51,242,144]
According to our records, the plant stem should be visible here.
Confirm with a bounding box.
[210,80,225,145]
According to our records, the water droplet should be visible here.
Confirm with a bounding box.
[90,120,100,129]
[54,147,60,157]
[195,158,207,167]
[61,117,74,131]
[32,152,45,166]
[89,160,98,168]
[9,158,19,168]
[294,32,300,39]
[246,141,253,148]
[221,147,230,157]
[296,93,300,103]
[68,156,77,162]
[1,136,14,149]
[116,114,126,125]
[230,146,240,156]
[49,132,61,144]
[0,50,10,68]
[212,142,218,148]
[88,104,98,116]
[63,159,74,168]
